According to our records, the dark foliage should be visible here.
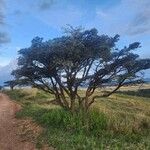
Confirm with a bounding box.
[4,80,18,90]
[117,89,150,98]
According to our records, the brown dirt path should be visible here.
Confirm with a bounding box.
[0,93,36,150]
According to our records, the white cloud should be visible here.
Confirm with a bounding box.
[15,46,21,51]
[0,59,17,85]
[0,57,10,66]
[96,9,108,18]
[0,0,10,44]
[95,0,150,36]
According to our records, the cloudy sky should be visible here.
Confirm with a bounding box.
[0,0,150,84]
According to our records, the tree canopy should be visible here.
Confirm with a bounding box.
[12,27,150,112]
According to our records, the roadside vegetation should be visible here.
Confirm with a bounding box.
[3,87,150,150]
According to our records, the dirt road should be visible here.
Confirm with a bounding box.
[0,93,36,150]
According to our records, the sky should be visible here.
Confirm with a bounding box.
[0,0,150,84]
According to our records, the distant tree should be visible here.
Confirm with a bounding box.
[4,78,30,90]
[12,27,150,113]
[4,80,17,90]
[0,85,3,91]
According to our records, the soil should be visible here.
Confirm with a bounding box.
[0,93,37,150]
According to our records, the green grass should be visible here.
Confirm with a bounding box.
[3,88,54,106]
[3,88,150,150]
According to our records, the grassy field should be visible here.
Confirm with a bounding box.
[3,86,150,150]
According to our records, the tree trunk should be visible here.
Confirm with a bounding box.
[10,86,14,91]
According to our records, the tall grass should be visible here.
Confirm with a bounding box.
[17,104,108,135]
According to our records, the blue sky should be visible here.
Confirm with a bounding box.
[0,0,150,80]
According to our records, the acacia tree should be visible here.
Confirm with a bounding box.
[4,80,17,90]
[0,85,3,90]
[12,27,150,112]
[4,79,30,90]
